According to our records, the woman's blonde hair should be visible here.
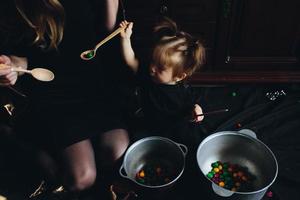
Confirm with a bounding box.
[151,17,205,78]
[14,0,64,50]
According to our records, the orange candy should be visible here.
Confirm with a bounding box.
[139,170,145,178]
[219,181,225,187]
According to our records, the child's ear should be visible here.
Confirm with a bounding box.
[176,73,187,82]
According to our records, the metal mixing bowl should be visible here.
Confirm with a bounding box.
[196,129,278,200]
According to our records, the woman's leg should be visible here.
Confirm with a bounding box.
[97,128,129,169]
[61,139,97,192]
[35,150,59,185]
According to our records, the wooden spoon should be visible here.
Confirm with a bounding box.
[80,26,125,60]
[12,67,54,81]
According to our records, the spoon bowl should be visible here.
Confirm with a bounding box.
[31,68,55,81]
[80,50,96,60]
[80,26,125,61]
[11,67,55,82]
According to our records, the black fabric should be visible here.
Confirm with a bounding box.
[182,84,300,200]
[133,62,198,137]
[127,83,300,200]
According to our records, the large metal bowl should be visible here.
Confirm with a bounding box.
[196,129,278,200]
[120,136,188,190]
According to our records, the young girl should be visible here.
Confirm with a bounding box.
[119,18,206,141]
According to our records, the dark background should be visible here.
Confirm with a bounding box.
[124,0,300,83]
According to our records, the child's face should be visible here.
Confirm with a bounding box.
[150,64,187,84]
[150,64,176,84]
[149,51,186,84]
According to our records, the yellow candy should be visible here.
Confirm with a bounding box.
[213,168,220,173]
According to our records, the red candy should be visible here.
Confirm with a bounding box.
[206,161,255,192]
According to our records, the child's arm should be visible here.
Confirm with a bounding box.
[191,104,204,123]
[119,21,139,73]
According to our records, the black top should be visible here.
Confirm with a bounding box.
[0,0,129,150]
[136,61,197,133]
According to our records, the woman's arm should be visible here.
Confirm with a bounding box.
[119,21,139,73]
[104,0,119,31]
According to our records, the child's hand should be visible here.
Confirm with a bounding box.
[0,55,18,86]
[119,20,133,39]
[191,104,204,123]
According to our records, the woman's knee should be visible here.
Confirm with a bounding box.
[68,166,96,192]
[99,128,130,162]
[62,140,97,192]
[112,129,130,159]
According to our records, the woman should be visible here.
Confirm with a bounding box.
[0,0,129,195]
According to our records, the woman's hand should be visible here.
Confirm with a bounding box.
[0,55,28,86]
[0,55,18,86]
[119,20,133,39]
[191,104,204,123]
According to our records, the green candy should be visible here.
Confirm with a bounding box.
[212,162,219,168]
[223,171,230,177]
[223,163,229,169]
[84,51,94,59]
[207,172,214,179]
[137,178,145,183]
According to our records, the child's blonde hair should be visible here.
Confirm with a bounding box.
[151,17,205,78]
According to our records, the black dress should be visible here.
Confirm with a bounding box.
[0,0,128,151]
[133,61,200,145]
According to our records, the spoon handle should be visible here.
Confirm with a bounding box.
[11,67,31,74]
[8,86,27,97]
[196,108,229,117]
[94,27,125,50]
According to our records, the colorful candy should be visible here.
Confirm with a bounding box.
[135,161,176,186]
[206,161,255,192]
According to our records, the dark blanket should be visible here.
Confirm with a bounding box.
[181,83,300,200]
